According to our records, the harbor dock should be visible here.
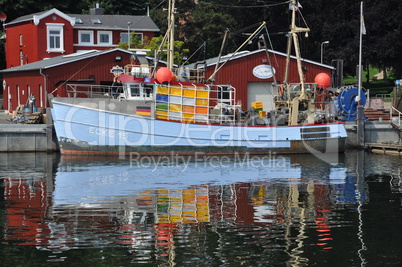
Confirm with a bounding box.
[0,110,58,152]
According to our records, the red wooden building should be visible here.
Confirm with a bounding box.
[1,48,133,110]
[201,49,334,110]
[3,6,159,68]
[1,47,334,111]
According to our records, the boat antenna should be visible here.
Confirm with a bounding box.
[209,28,230,83]
[151,23,172,77]
[167,0,175,70]
[151,0,175,77]
[259,33,278,86]
[180,42,206,67]
[207,21,267,81]
[287,0,310,98]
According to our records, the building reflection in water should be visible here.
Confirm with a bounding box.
[1,152,368,264]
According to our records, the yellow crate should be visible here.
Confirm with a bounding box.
[196,98,209,106]
[183,113,195,119]
[183,118,194,123]
[183,89,195,97]
[259,110,267,118]
[156,110,168,116]
[251,101,263,110]
[155,114,168,120]
[156,86,169,95]
[196,90,209,98]
[169,103,182,112]
[170,87,182,96]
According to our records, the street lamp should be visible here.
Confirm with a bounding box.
[320,41,329,64]
[127,22,131,50]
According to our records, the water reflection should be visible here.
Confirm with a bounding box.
[1,151,401,265]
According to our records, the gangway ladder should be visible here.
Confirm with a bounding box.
[390,106,402,130]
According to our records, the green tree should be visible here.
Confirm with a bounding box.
[144,35,190,65]
[117,31,150,49]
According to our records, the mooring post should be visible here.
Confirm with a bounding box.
[46,107,53,152]
[357,105,365,148]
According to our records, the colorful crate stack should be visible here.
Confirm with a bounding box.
[251,101,266,118]
[155,85,210,123]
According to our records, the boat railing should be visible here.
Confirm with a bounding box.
[273,82,337,107]
[66,84,123,99]
[154,83,239,125]
[273,82,317,100]
[124,64,154,78]
[124,64,206,83]
[390,106,402,128]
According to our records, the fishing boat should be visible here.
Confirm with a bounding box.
[50,0,347,156]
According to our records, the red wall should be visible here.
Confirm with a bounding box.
[5,12,156,68]
[206,51,332,109]
[36,14,75,60]
[5,22,38,68]
[3,50,132,110]
[5,13,75,68]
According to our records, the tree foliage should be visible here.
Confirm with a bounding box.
[0,0,401,78]
[143,35,190,65]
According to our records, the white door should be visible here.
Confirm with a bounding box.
[247,82,274,111]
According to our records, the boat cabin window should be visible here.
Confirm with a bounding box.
[218,85,232,104]
[130,84,141,97]
[125,83,153,100]
[144,84,153,97]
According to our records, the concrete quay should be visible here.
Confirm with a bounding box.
[0,110,58,152]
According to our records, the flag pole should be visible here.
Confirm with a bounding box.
[358,1,364,104]
[356,1,365,148]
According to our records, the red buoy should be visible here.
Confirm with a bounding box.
[314,73,331,89]
[156,67,173,84]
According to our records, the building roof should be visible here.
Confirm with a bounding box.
[0,48,133,73]
[4,8,159,32]
[186,49,334,70]
[72,14,158,32]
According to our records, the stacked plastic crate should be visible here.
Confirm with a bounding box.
[155,85,210,123]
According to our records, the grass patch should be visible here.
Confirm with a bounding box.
[343,67,396,96]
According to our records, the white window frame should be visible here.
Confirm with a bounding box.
[79,30,94,45]
[46,23,64,53]
[120,32,129,43]
[19,50,24,66]
[120,32,143,45]
[97,31,112,46]
[133,33,143,44]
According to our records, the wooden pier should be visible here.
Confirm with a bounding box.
[366,142,402,156]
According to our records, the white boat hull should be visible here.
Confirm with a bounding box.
[51,98,347,155]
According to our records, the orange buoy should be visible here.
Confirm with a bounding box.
[156,67,173,84]
[314,73,331,89]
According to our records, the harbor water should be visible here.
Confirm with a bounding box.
[0,150,401,266]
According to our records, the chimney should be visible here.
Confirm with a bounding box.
[90,3,104,15]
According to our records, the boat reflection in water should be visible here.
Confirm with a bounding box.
[2,152,369,265]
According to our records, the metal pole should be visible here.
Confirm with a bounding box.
[320,41,329,64]
[127,22,131,50]
[357,1,365,148]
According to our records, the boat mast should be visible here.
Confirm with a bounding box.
[167,0,175,70]
[289,0,310,98]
